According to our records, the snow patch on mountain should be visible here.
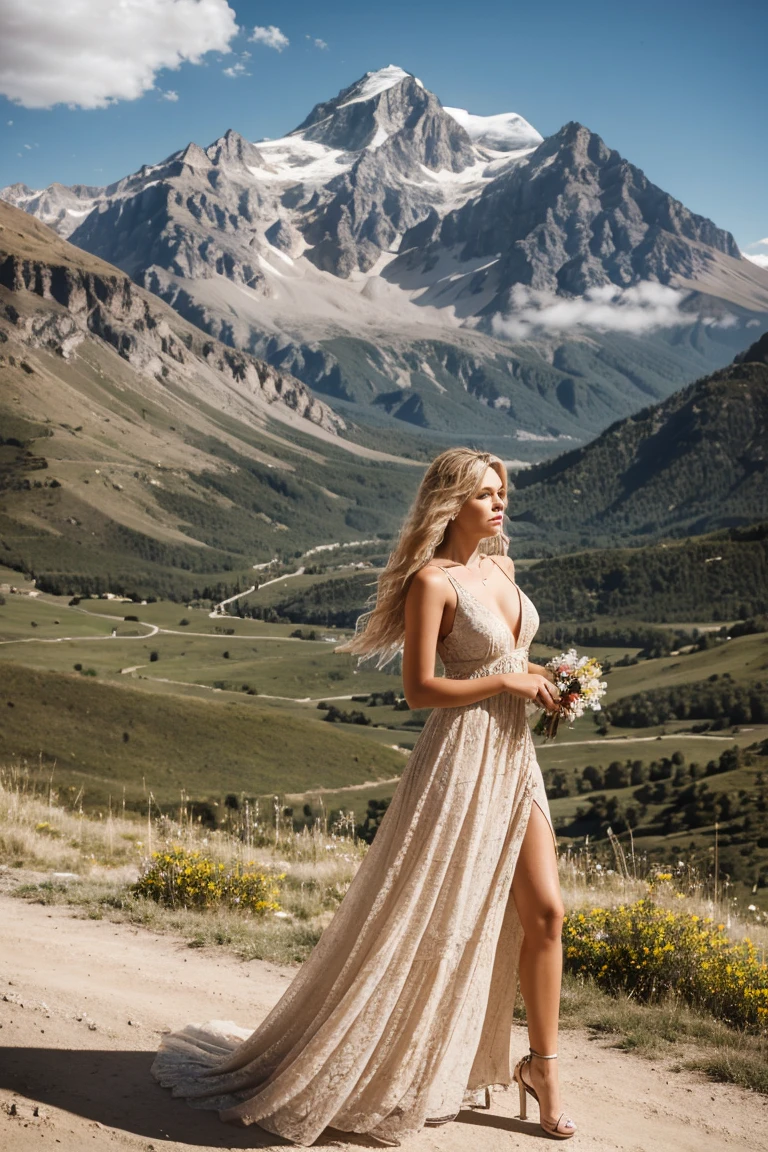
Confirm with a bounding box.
[444,107,543,152]
[338,65,423,107]
[367,125,390,150]
[247,137,349,186]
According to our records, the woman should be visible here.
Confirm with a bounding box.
[151,447,576,1145]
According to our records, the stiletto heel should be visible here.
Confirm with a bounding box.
[517,1073,528,1119]
[512,1049,576,1139]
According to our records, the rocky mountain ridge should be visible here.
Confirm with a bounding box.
[0,202,342,434]
[394,120,742,311]
[3,66,767,446]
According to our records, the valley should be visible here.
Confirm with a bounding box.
[2,541,766,905]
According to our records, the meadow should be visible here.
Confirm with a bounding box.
[1,566,766,854]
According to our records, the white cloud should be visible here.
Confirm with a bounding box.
[314,38,328,50]
[250,25,289,52]
[6,119,12,126]
[491,282,697,339]
[223,61,249,78]
[0,0,238,110]
[23,142,31,149]
[743,238,768,270]
[160,89,179,101]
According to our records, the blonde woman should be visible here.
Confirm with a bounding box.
[152,448,576,1145]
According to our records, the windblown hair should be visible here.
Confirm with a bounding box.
[336,448,509,669]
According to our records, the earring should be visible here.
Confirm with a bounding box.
[450,513,457,521]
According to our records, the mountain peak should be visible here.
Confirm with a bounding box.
[290,66,431,152]
[338,65,423,107]
[205,128,267,170]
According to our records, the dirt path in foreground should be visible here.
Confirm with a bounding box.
[0,894,764,1152]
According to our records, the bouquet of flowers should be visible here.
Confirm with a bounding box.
[529,648,607,741]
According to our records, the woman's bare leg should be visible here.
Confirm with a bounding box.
[511,799,566,1122]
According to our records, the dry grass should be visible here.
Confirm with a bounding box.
[0,762,366,966]
[558,831,768,951]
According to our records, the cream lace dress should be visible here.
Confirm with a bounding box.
[151,560,556,1146]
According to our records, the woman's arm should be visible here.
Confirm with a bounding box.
[401,567,559,711]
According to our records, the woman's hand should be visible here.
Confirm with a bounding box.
[503,672,561,712]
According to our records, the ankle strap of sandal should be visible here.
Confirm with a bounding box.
[529,1047,558,1059]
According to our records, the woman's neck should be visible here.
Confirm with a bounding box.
[432,537,485,569]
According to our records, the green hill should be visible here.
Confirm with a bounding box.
[0,199,426,599]
[0,662,404,813]
[509,350,768,547]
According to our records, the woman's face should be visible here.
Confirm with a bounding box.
[453,465,507,539]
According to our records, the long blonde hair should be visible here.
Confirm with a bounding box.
[336,447,509,668]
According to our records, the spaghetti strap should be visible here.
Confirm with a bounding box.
[486,554,517,587]
[423,562,461,589]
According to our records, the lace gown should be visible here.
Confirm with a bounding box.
[151,564,556,1146]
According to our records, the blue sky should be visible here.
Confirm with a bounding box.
[0,0,765,254]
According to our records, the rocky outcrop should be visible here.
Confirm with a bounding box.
[0,203,344,434]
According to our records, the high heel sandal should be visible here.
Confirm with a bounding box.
[513,1048,576,1139]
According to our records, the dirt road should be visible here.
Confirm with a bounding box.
[0,894,764,1152]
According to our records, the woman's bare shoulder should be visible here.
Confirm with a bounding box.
[408,564,452,601]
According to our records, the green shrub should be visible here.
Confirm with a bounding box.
[132,845,284,913]
[563,898,768,1032]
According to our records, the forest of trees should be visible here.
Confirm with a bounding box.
[603,677,768,728]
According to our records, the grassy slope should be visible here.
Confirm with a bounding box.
[510,359,768,544]
[0,198,427,596]
[0,661,404,810]
[0,325,422,597]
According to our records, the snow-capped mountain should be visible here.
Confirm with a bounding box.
[2,180,105,238]
[4,65,767,447]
